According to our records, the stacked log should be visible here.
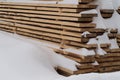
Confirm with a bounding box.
[108,29,118,39]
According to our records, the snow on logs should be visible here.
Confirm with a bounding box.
[55,48,120,76]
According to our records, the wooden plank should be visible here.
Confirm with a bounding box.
[0,5,79,13]
[53,48,85,59]
[99,66,120,73]
[0,8,97,17]
[100,9,114,14]
[108,33,117,39]
[105,53,120,57]
[79,0,95,3]
[76,64,95,69]
[65,55,95,63]
[53,48,96,59]
[100,44,111,48]
[105,49,120,53]
[17,31,62,43]
[0,23,15,30]
[0,2,79,8]
[0,5,92,13]
[99,61,120,67]
[0,2,97,9]
[74,68,97,74]
[70,42,110,49]
[0,28,14,33]
[101,13,113,18]
[68,41,97,49]
[97,57,120,63]
[67,56,95,63]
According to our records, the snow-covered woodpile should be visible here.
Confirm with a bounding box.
[0,0,120,76]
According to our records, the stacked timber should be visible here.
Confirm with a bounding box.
[97,49,120,73]
[108,29,118,39]
[54,48,97,76]
[117,34,120,47]
[100,9,114,18]
[0,1,120,76]
[0,1,109,49]
[55,48,120,76]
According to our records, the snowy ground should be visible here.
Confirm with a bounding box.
[0,31,120,80]
[0,31,62,80]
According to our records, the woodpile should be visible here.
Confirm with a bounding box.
[55,48,120,76]
[0,1,109,49]
[0,1,120,76]
[54,48,96,76]
[97,49,120,73]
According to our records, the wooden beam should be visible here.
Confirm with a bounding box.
[0,2,97,9]
[0,8,97,17]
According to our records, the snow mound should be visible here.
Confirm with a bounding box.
[0,31,61,80]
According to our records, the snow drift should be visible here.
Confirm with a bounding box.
[0,31,61,80]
